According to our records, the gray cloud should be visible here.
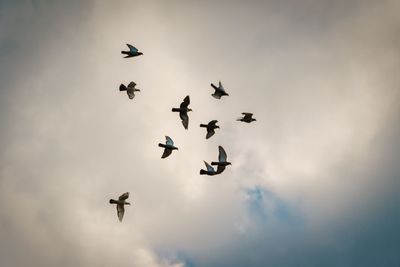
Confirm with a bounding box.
[1,1,399,266]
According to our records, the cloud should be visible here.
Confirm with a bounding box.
[1,1,399,266]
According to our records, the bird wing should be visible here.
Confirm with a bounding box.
[117,204,125,222]
[127,90,135,99]
[119,192,129,201]
[209,120,218,127]
[180,95,190,108]
[126,44,138,52]
[165,136,174,146]
[218,81,224,91]
[218,146,227,162]
[206,129,215,139]
[161,148,172,158]
[204,161,215,172]
[242,112,253,119]
[127,81,136,88]
[180,112,189,129]
[216,165,226,174]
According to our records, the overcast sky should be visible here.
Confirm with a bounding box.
[1,1,400,266]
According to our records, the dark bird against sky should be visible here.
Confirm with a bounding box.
[200,120,219,139]
[119,81,140,99]
[158,136,178,159]
[210,81,229,99]
[237,112,256,123]
[211,146,232,174]
[172,95,192,130]
[109,192,131,222]
[121,44,143,58]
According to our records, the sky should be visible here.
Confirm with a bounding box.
[0,0,399,266]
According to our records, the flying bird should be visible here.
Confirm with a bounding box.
[172,95,192,130]
[199,161,217,175]
[210,81,229,99]
[121,44,143,58]
[237,112,256,123]
[200,120,219,139]
[158,136,178,158]
[119,81,140,99]
[211,146,232,174]
[109,192,131,222]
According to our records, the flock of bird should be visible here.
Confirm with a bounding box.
[110,44,256,222]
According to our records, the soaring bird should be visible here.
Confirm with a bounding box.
[237,112,256,123]
[172,95,192,130]
[109,192,131,222]
[119,81,140,99]
[210,81,229,99]
[211,146,232,174]
[199,161,217,175]
[121,44,143,58]
[200,120,219,139]
[158,136,178,158]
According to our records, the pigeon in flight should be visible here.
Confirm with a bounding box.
[121,44,143,58]
[172,95,192,130]
[119,81,140,99]
[109,192,131,222]
[158,136,178,158]
[210,81,229,99]
[211,146,232,174]
[199,161,217,175]
[200,120,219,139]
[237,112,256,123]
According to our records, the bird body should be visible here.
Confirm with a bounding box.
[210,81,229,99]
[172,95,192,129]
[119,81,140,99]
[200,120,219,139]
[109,192,131,222]
[158,136,178,158]
[121,44,143,58]
[237,112,256,123]
[211,146,231,174]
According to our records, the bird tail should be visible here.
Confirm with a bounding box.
[200,124,208,128]
[109,199,117,204]
[121,51,129,55]
[158,143,167,148]
[119,84,127,91]
[171,108,180,112]
[211,161,219,165]
[200,169,207,175]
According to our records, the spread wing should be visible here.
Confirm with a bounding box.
[204,161,215,172]
[216,165,226,174]
[242,112,253,120]
[119,192,129,201]
[180,95,190,108]
[218,146,227,162]
[161,148,172,158]
[209,120,218,127]
[127,90,135,99]
[127,44,138,52]
[165,136,174,146]
[127,81,136,89]
[218,81,225,91]
[180,112,189,130]
[117,204,125,222]
[206,129,215,139]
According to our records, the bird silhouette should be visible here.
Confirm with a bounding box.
[199,161,217,175]
[210,81,229,99]
[237,112,256,123]
[211,146,232,174]
[172,95,192,130]
[121,44,143,58]
[109,192,131,222]
[119,81,140,99]
[200,120,219,139]
[158,136,178,158]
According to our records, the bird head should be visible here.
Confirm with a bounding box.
[138,52,143,56]
[125,202,131,205]
[188,108,193,112]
